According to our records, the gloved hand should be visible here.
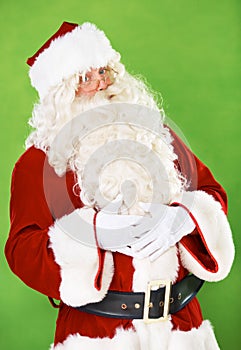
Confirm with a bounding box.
[57,195,153,253]
[96,195,152,251]
[122,202,195,261]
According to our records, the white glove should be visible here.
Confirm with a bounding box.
[123,202,196,261]
[57,195,153,253]
[96,195,153,251]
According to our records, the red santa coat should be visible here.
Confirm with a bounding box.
[5,131,234,349]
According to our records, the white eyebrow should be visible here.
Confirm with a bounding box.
[81,70,87,82]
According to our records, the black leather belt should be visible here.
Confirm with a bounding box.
[75,274,204,322]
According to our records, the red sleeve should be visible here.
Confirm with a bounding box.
[170,129,227,212]
[170,129,228,272]
[5,146,82,299]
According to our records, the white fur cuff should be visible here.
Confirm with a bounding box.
[48,207,114,306]
[173,190,234,281]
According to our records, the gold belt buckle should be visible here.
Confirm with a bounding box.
[143,279,172,324]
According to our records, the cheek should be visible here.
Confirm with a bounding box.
[75,86,96,97]
[106,77,113,86]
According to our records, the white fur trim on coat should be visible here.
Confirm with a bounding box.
[50,320,220,349]
[168,320,220,350]
[50,327,139,350]
[29,22,120,100]
[172,190,234,281]
[48,207,114,306]
[132,246,179,292]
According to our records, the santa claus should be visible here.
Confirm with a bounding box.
[5,21,234,349]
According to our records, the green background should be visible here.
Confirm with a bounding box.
[0,0,240,349]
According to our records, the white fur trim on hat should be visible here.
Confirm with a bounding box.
[29,22,120,100]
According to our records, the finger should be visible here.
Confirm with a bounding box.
[131,216,158,238]
[137,240,160,257]
[149,247,165,262]
[102,194,123,213]
[97,213,142,229]
[130,232,155,251]
[97,225,136,249]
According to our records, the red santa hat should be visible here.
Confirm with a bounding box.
[27,21,120,100]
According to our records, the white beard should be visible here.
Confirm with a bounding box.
[77,129,184,213]
[43,76,185,213]
[61,104,185,214]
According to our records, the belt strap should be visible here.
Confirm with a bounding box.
[74,274,204,321]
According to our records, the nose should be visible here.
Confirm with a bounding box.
[97,78,108,91]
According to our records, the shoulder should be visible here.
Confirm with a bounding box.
[15,146,47,169]
[11,146,49,184]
